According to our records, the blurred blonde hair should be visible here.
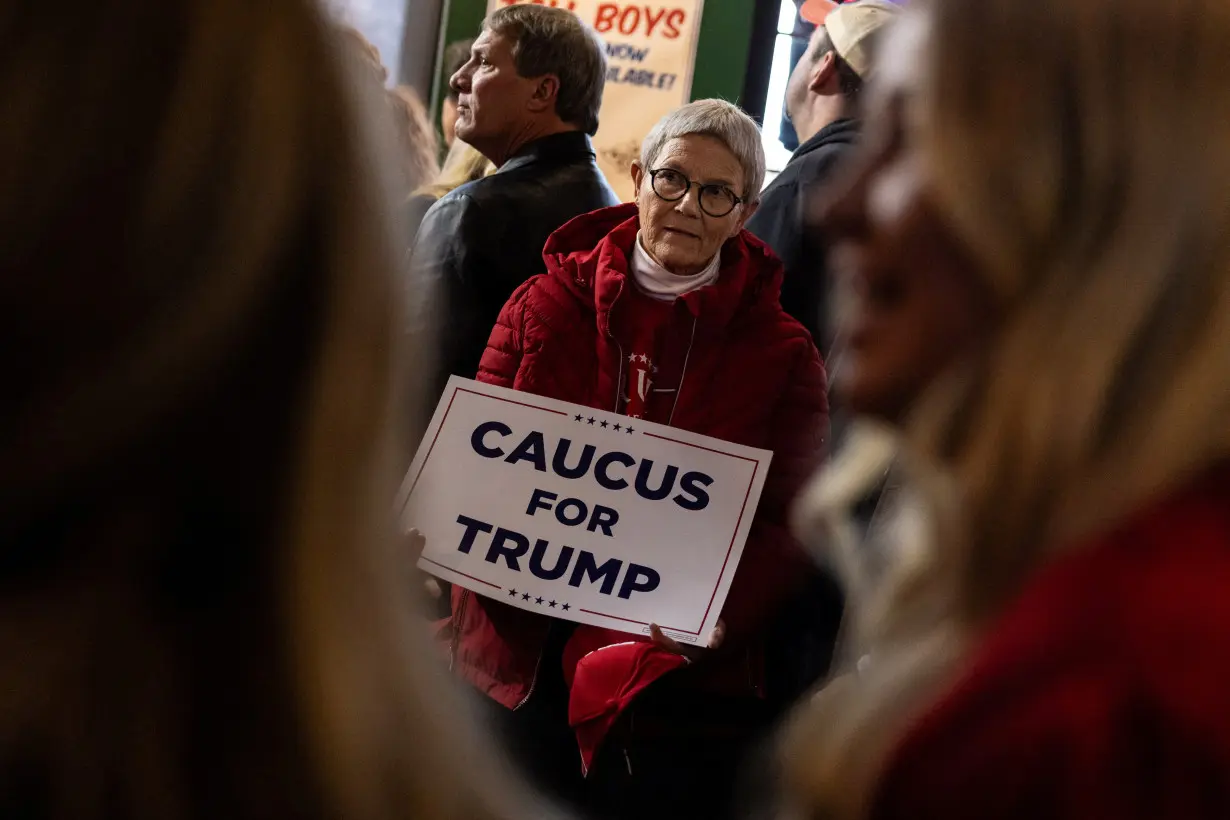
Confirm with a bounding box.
[389,85,442,190]
[0,1,531,819]
[782,0,1230,816]
[335,26,441,192]
[415,138,497,200]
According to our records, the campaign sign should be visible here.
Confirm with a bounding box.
[398,377,771,643]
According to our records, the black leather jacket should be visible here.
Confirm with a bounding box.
[409,131,619,401]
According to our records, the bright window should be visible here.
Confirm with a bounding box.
[328,0,407,83]
[761,0,806,188]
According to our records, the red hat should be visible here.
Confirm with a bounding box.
[799,0,839,24]
[567,641,689,772]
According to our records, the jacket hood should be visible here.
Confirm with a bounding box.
[541,203,787,336]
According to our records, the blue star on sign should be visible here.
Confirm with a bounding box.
[508,589,518,597]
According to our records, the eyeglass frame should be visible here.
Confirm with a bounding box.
[646,167,748,218]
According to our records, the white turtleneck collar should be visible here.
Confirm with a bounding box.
[630,232,721,302]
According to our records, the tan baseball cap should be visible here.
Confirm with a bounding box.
[798,0,900,78]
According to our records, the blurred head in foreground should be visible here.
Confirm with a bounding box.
[336,25,441,192]
[786,0,1230,813]
[0,1,527,818]
[390,84,442,190]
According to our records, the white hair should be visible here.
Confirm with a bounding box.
[640,99,767,200]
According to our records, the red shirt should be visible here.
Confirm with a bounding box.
[871,463,1230,819]
[612,284,690,423]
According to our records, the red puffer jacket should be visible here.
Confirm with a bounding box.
[439,203,828,759]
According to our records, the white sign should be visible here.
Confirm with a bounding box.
[486,0,705,202]
[399,377,770,643]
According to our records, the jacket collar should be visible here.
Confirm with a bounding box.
[498,131,597,174]
[542,203,784,338]
[791,117,859,162]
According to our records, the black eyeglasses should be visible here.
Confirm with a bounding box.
[648,168,746,218]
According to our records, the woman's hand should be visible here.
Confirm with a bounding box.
[404,528,442,601]
[405,527,427,563]
[649,619,725,661]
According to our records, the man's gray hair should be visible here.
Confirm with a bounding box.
[639,99,766,200]
[485,5,607,136]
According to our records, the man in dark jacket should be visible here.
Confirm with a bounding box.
[747,0,899,361]
[410,4,619,402]
[746,0,899,721]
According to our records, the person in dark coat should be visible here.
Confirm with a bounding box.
[745,0,900,717]
[747,0,899,361]
[409,4,619,403]
[406,140,495,242]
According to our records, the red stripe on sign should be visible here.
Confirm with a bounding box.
[696,461,760,631]
[575,439,764,637]
[578,608,700,637]
[420,556,501,589]
[634,436,764,635]
[456,387,571,416]
[579,609,648,625]
[405,390,460,499]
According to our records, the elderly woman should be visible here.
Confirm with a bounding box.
[441,99,828,817]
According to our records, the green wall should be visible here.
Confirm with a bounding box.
[690,0,758,103]
[432,0,758,119]
[433,0,486,116]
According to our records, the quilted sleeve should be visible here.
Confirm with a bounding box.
[476,278,536,389]
[719,339,829,643]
